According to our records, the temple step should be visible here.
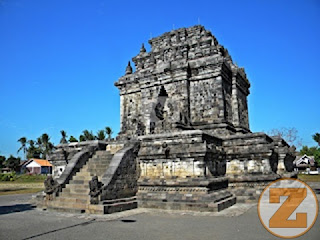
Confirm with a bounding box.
[56,196,88,204]
[60,192,88,199]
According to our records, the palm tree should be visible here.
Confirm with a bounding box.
[79,135,85,142]
[36,137,42,147]
[60,130,68,144]
[82,130,95,141]
[41,133,54,159]
[17,137,27,160]
[313,133,320,146]
[26,140,40,159]
[105,127,113,140]
[27,140,35,159]
[96,130,106,140]
[36,137,43,156]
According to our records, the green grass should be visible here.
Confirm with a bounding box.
[298,174,320,182]
[15,174,47,183]
[0,173,47,183]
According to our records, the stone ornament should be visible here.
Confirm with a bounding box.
[125,61,132,75]
[44,175,60,201]
[89,176,103,204]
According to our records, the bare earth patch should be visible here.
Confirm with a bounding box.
[298,174,320,182]
[0,182,43,196]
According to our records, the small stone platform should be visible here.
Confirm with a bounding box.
[138,177,235,212]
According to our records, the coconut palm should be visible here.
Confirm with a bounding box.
[41,133,54,159]
[79,135,85,142]
[82,130,95,141]
[60,130,68,144]
[27,140,41,159]
[36,137,42,147]
[96,130,106,140]
[105,127,113,140]
[17,137,28,160]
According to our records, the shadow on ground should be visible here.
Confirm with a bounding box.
[21,219,96,240]
[0,204,36,215]
[121,219,136,223]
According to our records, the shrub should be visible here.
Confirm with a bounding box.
[15,174,47,182]
[0,172,17,181]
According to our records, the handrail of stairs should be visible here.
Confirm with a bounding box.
[100,141,140,201]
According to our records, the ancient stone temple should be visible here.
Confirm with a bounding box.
[35,25,296,214]
[115,25,295,203]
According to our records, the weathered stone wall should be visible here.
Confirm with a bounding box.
[190,76,224,124]
[223,133,278,175]
[137,130,236,212]
[101,142,140,201]
[138,130,226,179]
[222,133,297,202]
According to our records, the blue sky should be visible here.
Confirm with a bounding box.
[0,0,319,158]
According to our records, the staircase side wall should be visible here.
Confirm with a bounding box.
[101,142,140,201]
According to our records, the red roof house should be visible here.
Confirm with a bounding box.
[22,159,52,174]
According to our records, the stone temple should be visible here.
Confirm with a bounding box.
[36,25,296,214]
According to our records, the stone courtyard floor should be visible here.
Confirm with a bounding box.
[0,183,319,240]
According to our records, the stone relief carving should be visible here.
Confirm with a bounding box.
[44,175,60,200]
[155,102,165,120]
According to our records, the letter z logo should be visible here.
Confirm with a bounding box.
[269,188,307,228]
[258,179,318,239]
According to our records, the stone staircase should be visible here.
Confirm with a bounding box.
[45,150,114,213]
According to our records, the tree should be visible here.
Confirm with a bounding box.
[300,132,320,166]
[69,136,78,142]
[36,137,42,150]
[60,130,68,144]
[105,127,113,140]
[96,130,106,140]
[312,133,320,146]
[79,135,85,142]
[82,130,95,141]
[17,137,28,160]
[26,140,41,159]
[6,155,21,172]
[0,155,6,169]
[40,133,54,159]
[300,146,320,166]
[268,127,302,147]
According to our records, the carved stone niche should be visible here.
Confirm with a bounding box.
[269,151,279,173]
[205,151,226,177]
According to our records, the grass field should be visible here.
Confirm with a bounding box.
[298,174,320,182]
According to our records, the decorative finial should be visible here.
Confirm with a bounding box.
[125,61,132,75]
[140,43,146,53]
